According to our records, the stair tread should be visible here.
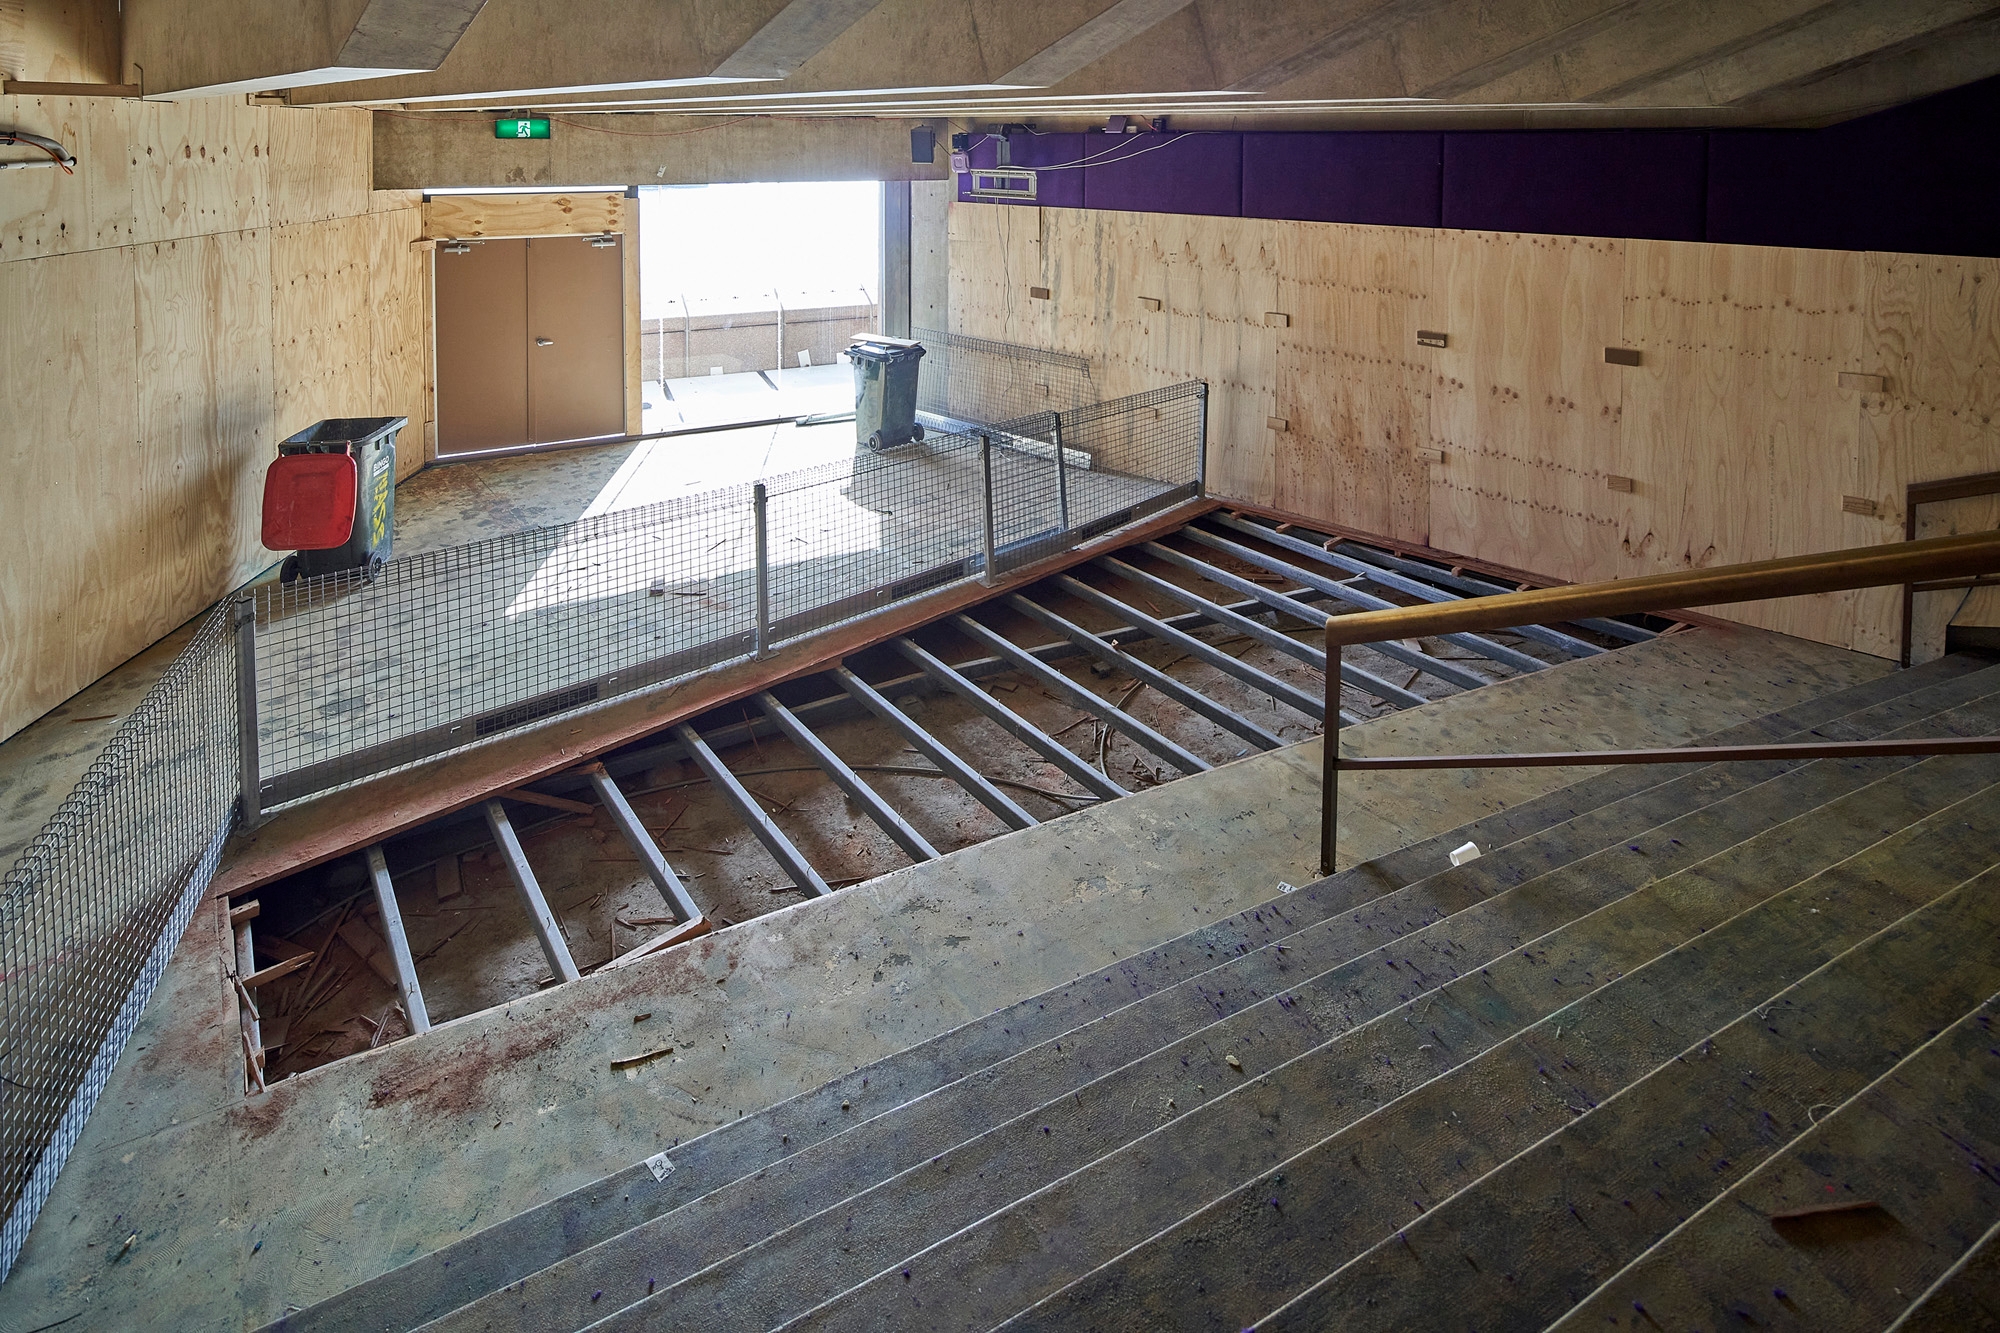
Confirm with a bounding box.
[1547,987,2000,1333]
[568,740,2000,1320]
[1251,864,2000,1333]
[773,766,2000,1333]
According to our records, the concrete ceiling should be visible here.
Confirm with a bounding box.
[136,0,2000,129]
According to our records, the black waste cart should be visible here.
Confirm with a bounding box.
[848,336,927,451]
[262,417,406,582]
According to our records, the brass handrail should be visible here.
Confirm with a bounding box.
[1320,529,2000,875]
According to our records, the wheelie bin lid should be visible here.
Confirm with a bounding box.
[279,416,408,452]
[847,335,926,364]
[262,452,359,551]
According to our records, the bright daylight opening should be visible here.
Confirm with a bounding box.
[639,180,882,444]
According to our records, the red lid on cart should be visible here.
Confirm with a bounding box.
[261,452,358,551]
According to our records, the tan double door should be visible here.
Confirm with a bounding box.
[435,235,626,455]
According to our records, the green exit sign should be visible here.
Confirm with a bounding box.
[494,118,550,140]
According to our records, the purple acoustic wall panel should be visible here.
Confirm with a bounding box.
[1241,132,1442,227]
[1083,132,1243,216]
[956,132,1087,208]
[1708,74,2000,259]
[1441,130,1707,242]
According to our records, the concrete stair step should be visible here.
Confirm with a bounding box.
[269,655,1998,1333]
[549,729,2000,1327]
[1135,844,2000,1331]
[773,758,2000,1333]
[412,678,2000,1332]
[1545,984,2000,1333]
[1890,1211,2000,1333]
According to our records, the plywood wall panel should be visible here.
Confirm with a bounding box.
[272,215,375,441]
[1866,251,2000,486]
[421,191,627,240]
[0,246,137,738]
[1616,241,1887,650]
[368,206,431,481]
[1270,221,1434,543]
[128,95,268,244]
[268,106,369,228]
[0,94,87,259]
[134,229,275,617]
[1429,231,1626,580]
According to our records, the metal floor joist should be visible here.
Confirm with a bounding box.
[237,513,1664,1081]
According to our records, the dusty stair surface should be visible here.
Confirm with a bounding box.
[268,653,2000,1333]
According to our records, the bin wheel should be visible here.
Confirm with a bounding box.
[365,555,386,582]
[911,423,925,443]
[866,430,885,452]
[279,554,300,585]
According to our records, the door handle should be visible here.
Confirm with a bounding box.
[535,337,555,347]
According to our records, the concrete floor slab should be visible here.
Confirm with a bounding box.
[0,621,1891,1331]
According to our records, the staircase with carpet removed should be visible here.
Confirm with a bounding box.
[269,650,2000,1333]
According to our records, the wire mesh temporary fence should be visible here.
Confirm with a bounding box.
[0,602,239,1279]
[0,377,1203,1277]
[248,482,758,809]
[251,380,1206,810]
[912,327,1096,428]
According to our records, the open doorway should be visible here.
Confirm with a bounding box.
[639,181,880,470]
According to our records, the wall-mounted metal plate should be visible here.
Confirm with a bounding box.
[969,168,1037,200]
[1416,330,1448,348]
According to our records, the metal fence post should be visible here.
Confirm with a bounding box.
[753,481,771,657]
[233,593,262,828]
[980,432,998,585]
[1195,381,1209,497]
[1052,412,1070,532]
[1319,620,1342,877]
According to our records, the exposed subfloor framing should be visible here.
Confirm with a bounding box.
[227,513,1661,1084]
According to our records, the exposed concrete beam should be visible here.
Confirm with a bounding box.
[997,0,1196,87]
[1613,0,2000,107]
[1414,0,1645,99]
[198,0,1998,136]
[336,0,490,71]
[289,0,795,106]
[1226,0,1455,92]
[123,0,490,97]
[1722,10,2000,124]
[712,0,890,81]
[372,109,949,189]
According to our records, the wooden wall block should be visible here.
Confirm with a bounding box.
[0,246,139,738]
[421,191,627,240]
[1605,474,1635,492]
[1837,371,1887,392]
[1138,295,1162,311]
[269,105,369,228]
[1603,346,1642,366]
[1431,231,1624,580]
